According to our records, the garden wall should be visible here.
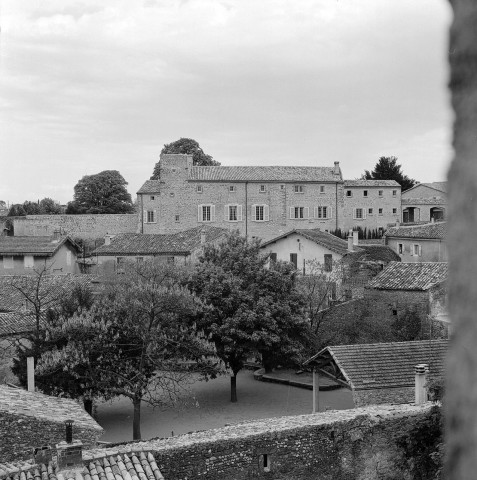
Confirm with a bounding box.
[353,387,415,407]
[98,402,440,480]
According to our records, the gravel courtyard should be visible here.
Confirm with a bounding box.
[96,369,354,443]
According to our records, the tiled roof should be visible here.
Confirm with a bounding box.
[366,262,448,290]
[137,180,162,194]
[189,166,342,182]
[0,451,164,480]
[345,245,401,263]
[385,222,446,239]
[0,385,103,433]
[403,182,447,195]
[0,237,80,256]
[261,229,354,256]
[0,312,36,337]
[343,180,400,187]
[305,340,447,390]
[92,226,227,256]
[401,197,446,205]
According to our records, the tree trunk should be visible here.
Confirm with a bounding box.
[83,398,93,416]
[230,373,238,403]
[133,397,142,440]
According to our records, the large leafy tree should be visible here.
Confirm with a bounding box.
[37,261,220,440]
[66,170,134,214]
[7,198,63,216]
[189,232,309,402]
[151,138,220,179]
[363,156,417,191]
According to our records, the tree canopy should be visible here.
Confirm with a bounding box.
[151,138,220,179]
[362,156,417,191]
[66,170,134,214]
[7,198,63,216]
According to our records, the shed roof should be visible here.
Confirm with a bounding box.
[92,226,227,256]
[366,262,448,291]
[0,237,80,257]
[385,222,446,240]
[0,312,36,337]
[404,182,447,195]
[304,339,447,390]
[344,245,401,264]
[260,229,354,256]
[343,180,400,187]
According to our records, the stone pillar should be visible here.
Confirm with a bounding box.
[312,368,320,413]
[414,364,428,405]
[27,356,34,392]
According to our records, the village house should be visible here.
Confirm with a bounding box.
[91,225,227,274]
[385,221,447,262]
[0,234,81,275]
[401,182,447,223]
[136,154,402,242]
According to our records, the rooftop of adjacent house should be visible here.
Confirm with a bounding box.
[260,229,355,256]
[401,197,447,205]
[403,182,447,195]
[343,180,400,187]
[0,312,36,337]
[344,245,401,264]
[0,237,80,257]
[304,339,447,390]
[0,385,103,433]
[92,226,227,256]
[385,222,446,239]
[138,165,343,192]
[366,261,448,291]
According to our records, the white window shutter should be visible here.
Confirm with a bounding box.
[314,207,318,219]
[153,209,157,223]
[211,205,216,222]
[289,207,294,219]
[264,205,270,221]
[252,205,257,221]
[304,207,309,219]
[224,205,229,221]
[418,245,422,256]
[143,209,148,223]
[198,205,202,222]
[328,206,332,219]
[237,205,243,221]
[363,209,367,219]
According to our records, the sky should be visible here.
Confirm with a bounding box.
[0,1,453,205]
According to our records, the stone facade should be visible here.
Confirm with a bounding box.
[386,236,447,262]
[353,387,415,407]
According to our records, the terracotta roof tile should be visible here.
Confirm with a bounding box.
[422,182,447,193]
[0,237,80,257]
[305,339,447,390]
[385,222,446,239]
[92,226,227,256]
[366,262,448,290]
[0,312,36,337]
[343,180,400,187]
[345,245,401,263]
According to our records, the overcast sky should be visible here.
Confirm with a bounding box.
[0,1,452,205]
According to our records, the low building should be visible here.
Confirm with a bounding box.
[91,225,227,274]
[384,221,447,262]
[303,339,447,406]
[401,182,447,223]
[0,235,81,275]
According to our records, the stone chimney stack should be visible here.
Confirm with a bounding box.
[53,230,61,241]
[333,161,340,175]
[56,420,83,471]
[104,234,111,246]
[415,364,429,405]
[347,229,354,252]
[200,230,207,245]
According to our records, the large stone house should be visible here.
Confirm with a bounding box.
[401,182,447,223]
[137,154,402,242]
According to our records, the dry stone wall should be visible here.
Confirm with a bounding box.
[353,387,415,407]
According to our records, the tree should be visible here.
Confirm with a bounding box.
[37,261,219,440]
[66,170,134,214]
[189,232,309,402]
[151,138,220,179]
[7,204,26,216]
[363,156,417,191]
[39,198,63,214]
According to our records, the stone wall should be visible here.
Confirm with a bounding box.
[95,403,440,480]
[353,387,415,407]
[13,214,138,240]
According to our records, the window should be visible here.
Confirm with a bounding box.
[319,185,325,194]
[269,252,277,264]
[368,208,373,215]
[393,208,397,214]
[290,206,309,219]
[167,256,175,264]
[315,206,331,219]
[398,243,403,254]
[146,210,156,223]
[136,257,144,263]
[116,257,125,274]
[3,256,13,269]
[175,215,180,222]
[363,190,368,197]
[280,185,285,190]
[150,196,155,201]
[354,208,366,220]
[294,185,304,193]
[252,204,269,222]
[229,185,236,192]
[24,255,34,269]
[290,253,298,269]
[259,185,266,193]
[324,254,332,272]
[196,185,203,193]
[198,204,215,222]
[412,244,422,257]
[346,190,352,197]
[393,190,397,196]
[378,208,383,215]
[225,204,243,222]
[378,190,383,197]
[170,192,175,197]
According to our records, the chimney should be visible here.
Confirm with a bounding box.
[33,445,52,465]
[333,161,340,175]
[200,230,207,245]
[104,234,111,246]
[415,364,429,405]
[27,356,35,392]
[53,230,61,242]
[56,421,83,471]
[352,230,359,246]
[347,229,354,252]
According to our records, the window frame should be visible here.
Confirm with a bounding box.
[393,190,397,196]
[368,208,373,215]
[346,190,352,197]
[294,185,304,194]
[290,206,309,220]
[378,208,383,216]
[392,208,397,214]
[196,185,203,193]
[229,185,236,192]
[378,190,383,197]
[24,255,34,269]
[252,204,269,222]
[147,210,155,223]
[363,190,368,197]
[354,208,366,220]
[319,185,325,194]
[198,204,215,223]
[259,184,266,193]
[314,205,332,220]
[225,204,243,222]
[398,243,403,254]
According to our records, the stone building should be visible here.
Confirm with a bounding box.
[136,154,401,242]
[401,182,447,223]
